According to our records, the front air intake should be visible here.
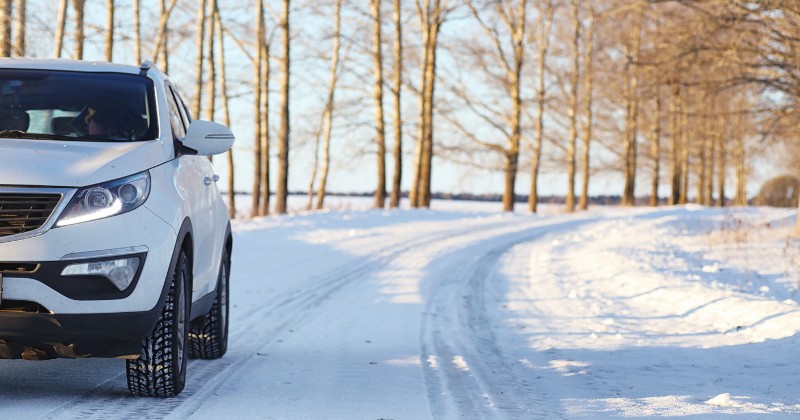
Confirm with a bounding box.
[0,193,61,238]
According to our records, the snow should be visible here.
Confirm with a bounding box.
[2,201,800,418]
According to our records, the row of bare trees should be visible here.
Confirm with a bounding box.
[4,0,800,224]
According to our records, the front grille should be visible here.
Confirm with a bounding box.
[0,193,61,238]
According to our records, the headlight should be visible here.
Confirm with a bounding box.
[55,171,151,227]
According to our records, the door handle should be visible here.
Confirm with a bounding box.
[204,175,220,186]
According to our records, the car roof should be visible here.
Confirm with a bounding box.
[0,58,158,76]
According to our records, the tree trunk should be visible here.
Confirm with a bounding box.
[389,0,403,209]
[153,0,179,72]
[214,4,235,219]
[649,94,661,206]
[419,14,440,208]
[706,120,716,205]
[371,0,387,209]
[153,0,178,73]
[669,84,681,205]
[565,0,580,212]
[105,0,114,61]
[250,0,264,218]
[413,0,444,209]
[409,15,429,209]
[579,4,594,211]
[697,115,707,205]
[133,0,141,64]
[307,121,321,211]
[259,38,271,216]
[71,0,85,60]
[621,4,643,207]
[0,0,11,57]
[275,0,290,215]
[191,0,207,119]
[529,0,553,213]
[12,0,23,56]
[205,1,216,122]
[734,132,746,205]
[716,113,726,206]
[204,0,217,164]
[679,101,689,204]
[316,0,342,210]
[53,0,67,58]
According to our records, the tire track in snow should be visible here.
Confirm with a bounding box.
[420,220,590,419]
[47,216,533,419]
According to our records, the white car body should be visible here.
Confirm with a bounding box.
[0,58,234,372]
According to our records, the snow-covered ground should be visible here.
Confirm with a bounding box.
[3,200,800,418]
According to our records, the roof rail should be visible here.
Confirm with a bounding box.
[139,60,154,75]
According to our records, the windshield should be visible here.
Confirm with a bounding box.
[0,69,157,142]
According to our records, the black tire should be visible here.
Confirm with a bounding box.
[189,250,230,359]
[126,250,191,397]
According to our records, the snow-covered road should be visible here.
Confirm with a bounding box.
[3,204,800,418]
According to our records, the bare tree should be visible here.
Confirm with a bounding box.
[275,0,290,215]
[192,0,208,119]
[133,0,141,63]
[648,93,662,206]
[152,0,179,72]
[371,0,388,208]
[258,32,271,216]
[105,0,114,62]
[0,0,11,57]
[251,0,264,217]
[53,0,67,57]
[412,0,447,208]
[578,3,594,210]
[565,0,580,212]
[460,0,528,212]
[315,0,343,210]
[389,0,403,208]
[528,0,554,213]
[214,2,235,219]
[205,0,217,122]
[621,3,643,206]
[12,0,24,57]
[71,0,85,60]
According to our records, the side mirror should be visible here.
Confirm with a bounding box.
[181,120,235,156]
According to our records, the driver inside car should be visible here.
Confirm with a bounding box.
[85,106,130,140]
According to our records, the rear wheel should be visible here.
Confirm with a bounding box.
[189,250,230,359]
[126,250,190,397]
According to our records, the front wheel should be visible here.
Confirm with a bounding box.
[189,250,230,359]
[126,250,191,397]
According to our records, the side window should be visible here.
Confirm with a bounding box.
[164,84,187,139]
[172,87,193,125]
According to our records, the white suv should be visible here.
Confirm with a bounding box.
[0,59,234,397]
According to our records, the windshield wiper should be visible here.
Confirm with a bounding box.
[0,130,70,140]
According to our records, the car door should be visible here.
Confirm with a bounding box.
[165,83,217,299]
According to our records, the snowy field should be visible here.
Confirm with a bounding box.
[2,198,800,418]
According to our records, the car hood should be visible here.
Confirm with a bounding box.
[0,139,167,187]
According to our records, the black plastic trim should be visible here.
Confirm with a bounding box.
[7,252,147,301]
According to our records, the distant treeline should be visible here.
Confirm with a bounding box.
[231,191,704,207]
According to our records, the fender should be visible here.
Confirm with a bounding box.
[143,218,193,330]
[190,222,232,322]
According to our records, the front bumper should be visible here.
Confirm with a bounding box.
[0,307,163,359]
[0,205,177,314]
[0,205,179,358]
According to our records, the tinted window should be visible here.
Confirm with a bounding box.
[165,85,186,139]
[0,69,157,142]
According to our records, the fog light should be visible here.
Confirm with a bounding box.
[61,257,140,291]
